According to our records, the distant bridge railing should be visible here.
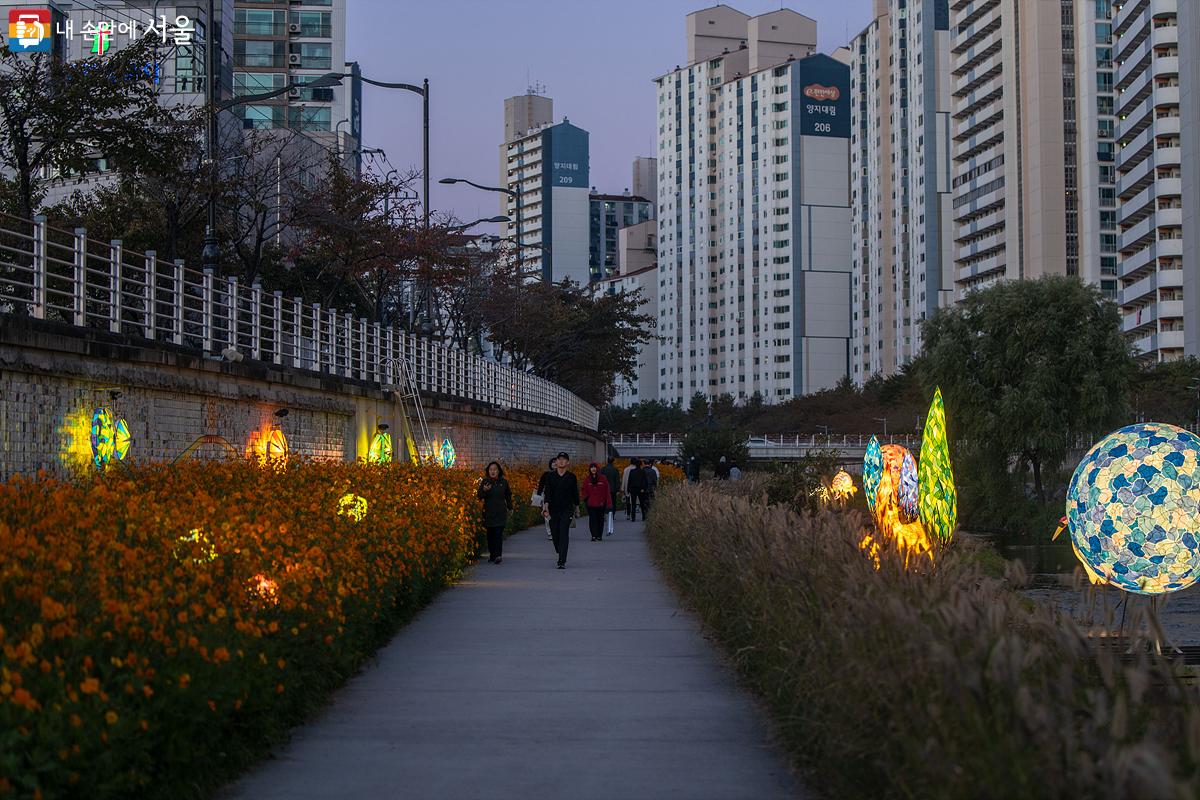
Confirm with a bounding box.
[0,214,598,430]
[611,432,920,464]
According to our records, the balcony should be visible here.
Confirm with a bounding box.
[1124,268,1184,307]
[1115,38,1152,91]
[1114,0,1149,39]
[1123,302,1159,333]
[956,251,1007,283]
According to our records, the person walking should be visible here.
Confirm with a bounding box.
[626,458,649,522]
[686,456,700,484]
[715,455,731,480]
[581,462,613,542]
[728,461,743,481]
[621,459,637,520]
[536,457,556,541]
[542,452,580,569]
[645,459,660,509]
[477,461,513,564]
[600,457,621,536]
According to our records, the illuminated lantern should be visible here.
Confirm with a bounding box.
[439,437,457,469]
[368,431,393,464]
[1066,422,1200,595]
[880,444,908,488]
[114,418,132,461]
[898,450,919,523]
[174,529,218,565]
[266,428,288,459]
[90,407,116,468]
[863,436,883,512]
[830,469,857,501]
[917,387,958,544]
[248,573,279,606]
[337,493,368,522]
[874,471,932,562]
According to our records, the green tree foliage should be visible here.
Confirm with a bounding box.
[921,276,1133,505]
[603,400,687,434]
[481,279,656,407]
[677,427,749,475]
[0,38,171,218]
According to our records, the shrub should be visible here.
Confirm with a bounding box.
[646,482,1200,800]
[0,459,540,799]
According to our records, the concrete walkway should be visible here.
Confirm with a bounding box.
[223,518,803,800]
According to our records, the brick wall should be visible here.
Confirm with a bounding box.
[0,317,601,480]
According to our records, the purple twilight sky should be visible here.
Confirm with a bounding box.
[346,0,874,227]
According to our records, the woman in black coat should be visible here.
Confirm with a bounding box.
[478,461,513,564]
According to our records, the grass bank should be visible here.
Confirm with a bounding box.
[645,480,1200,799]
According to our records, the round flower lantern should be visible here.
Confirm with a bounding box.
[90,408,116,468]
[1065,422,1200,595]
[114,418,132,461]
[338,493,368,522]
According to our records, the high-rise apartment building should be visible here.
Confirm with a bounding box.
[232,0,359,158]
[1114,0,1187,362]
[594,260,660,406]
[949,0,1115,297]
[502,119,591,284]
[655,6,852,405]
[589,191,653,280]
[498,91,554,240]
[849,0,954,383]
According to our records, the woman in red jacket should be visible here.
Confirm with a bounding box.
[581,462,613,542]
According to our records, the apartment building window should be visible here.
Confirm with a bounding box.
[235,39,283,68]
[238,105,285,129]
[174,24,205,92]
[290,11,332,38]
[289,42,332,69]
[1095,23,1111,44]
[234,72,285,97]
[1096,72,1113,93]
[235,8,284,36]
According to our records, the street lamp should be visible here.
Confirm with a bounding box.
[447,215,509,232]
[439,177,524,277]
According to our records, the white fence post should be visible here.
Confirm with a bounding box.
[31,215,47,318]
[272,290,283,365]
[172,260,184,345]
[108,239,122,333]
[358,318,367,381]
[142,250,155,339]
[250,282,262,359]
[228,276,240,352]
[202,268,214,353]
[292,297,303,369]
[312,303,322,371]
[72,228,86,326]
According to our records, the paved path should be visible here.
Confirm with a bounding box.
[223,518,802,800]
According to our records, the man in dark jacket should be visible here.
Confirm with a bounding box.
[600,457,621,535]
[542,451,580,569]
[626,459,649,522]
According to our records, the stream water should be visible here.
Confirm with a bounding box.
[981,533,1200,648]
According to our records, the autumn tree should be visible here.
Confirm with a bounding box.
[0,37,171,218]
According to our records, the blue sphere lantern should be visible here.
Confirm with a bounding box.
[1065,422,1200,595]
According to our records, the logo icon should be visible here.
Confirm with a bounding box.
[7,8,52,53]
[803,84,841,102]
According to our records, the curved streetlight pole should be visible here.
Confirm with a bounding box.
[439,178,523,277]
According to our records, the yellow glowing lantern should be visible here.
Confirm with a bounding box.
[830,470,857,502]
[368,430,393,464]
[174,529,218,565]
[266,428,288,459]
[114,418,132,461]
[337,493,368,522]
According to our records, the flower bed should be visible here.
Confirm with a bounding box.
[645,481,1200,800]
[0,459,540,799]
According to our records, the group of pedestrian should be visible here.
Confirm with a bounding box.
[477,453,666,570]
